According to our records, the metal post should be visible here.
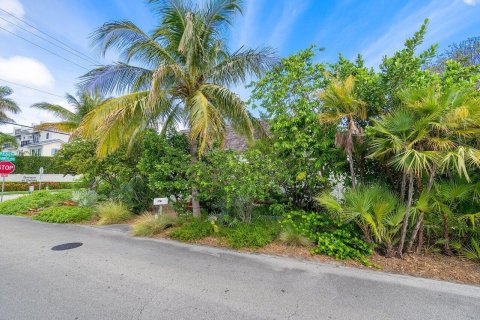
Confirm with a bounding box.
[1,175,5,203]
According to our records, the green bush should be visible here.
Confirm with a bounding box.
[2,182,78,192]
[282,211,372,263]
[13,156,56,174]
[169,219,213,241]
[72,189,99,207]
[33,206,93,223]
[222,221,280,249]
[0,190,72,215]
[97,201,133,225]
[132,213,179,237]
[278,224,312,247]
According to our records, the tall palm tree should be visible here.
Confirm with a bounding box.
[318,75,366,189]
[78,0,277,216]
[369,85,480,256]
[0,86,21,122]
[30,91,107,135]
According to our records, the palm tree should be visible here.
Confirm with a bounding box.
[78,0,277,216]
[369,85,480,256]
[30,91,108,135]
[318,75,366,189]
[317,184,404,255]
[0,86,21,122]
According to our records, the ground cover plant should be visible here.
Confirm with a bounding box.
[0,191,72,215]
[33,206,93,223]
[132,213,180,237]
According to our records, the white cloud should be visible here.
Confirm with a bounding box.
[0,56,55,88]
[463,0,479,5]
[268,1,312,50]
[0,0,25,31]
[362,0,478,66]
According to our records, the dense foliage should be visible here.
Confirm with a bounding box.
[33,206,93,223]
[14,156,57,174]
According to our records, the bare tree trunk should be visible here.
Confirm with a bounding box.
[443,213,452,255]
[348,149,356,189]
[190,141,201,217]
[406,169,435,253]
[398,173,414,257]
[400,172,407,202]
[360,224,371,243]
[416,221,424,254]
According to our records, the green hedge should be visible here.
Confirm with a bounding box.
[12,156,57,174]
[1,182,78,192]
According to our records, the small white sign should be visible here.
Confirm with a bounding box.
[153,197,169,206]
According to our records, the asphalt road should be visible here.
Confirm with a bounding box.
[1,215,479,320]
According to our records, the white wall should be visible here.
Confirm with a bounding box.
[4,174,80,183]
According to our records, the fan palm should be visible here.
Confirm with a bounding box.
[369,85,480,256]
[0,86,21,122]
[78,0,277,216]
[318,75,366,189]
[30,91,108,135]
[317,184,403,250]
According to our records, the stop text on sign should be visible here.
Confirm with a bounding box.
[0,161,15,175]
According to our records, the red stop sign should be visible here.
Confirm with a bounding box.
[0,161,15,175]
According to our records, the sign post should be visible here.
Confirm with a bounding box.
[153,197,169,219]
[39,167,44,190]
[0,160,16,202]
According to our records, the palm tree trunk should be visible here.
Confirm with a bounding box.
[348,148,356,189]
[416,221,424,254]
[190,141,201,218]
[443,213,452,255]
[406,168,435,253]
[398,173,414,257]
[400,172,407,202]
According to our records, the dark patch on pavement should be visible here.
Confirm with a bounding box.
[51,242,83,251]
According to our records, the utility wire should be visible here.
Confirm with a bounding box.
[0,120,72,136]
[0,7,99,65]
[0,78,65,98]
[0,16,97,65]
[0,25,89,70]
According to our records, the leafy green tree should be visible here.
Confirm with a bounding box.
[318,75,367,189]
[79,0,277,217]
[249,46,341,209]
[138,130,191,212]
[31,91,108,134]
[0,86,20,122]
[192,149,281,222]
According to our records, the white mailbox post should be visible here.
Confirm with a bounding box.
[153,197,169,218]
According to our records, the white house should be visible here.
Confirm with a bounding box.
[2,126,70,157]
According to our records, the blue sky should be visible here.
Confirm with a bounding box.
[0,0,479,131]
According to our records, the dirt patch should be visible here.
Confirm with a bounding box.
[150,232,480,285]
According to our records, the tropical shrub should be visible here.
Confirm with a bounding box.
[278,224,312,247]
[132,213,179,237]
[13,156,56,174]
[0,190,72,215]
[96,201,133,225]
[192,149,281,222]
[282,211,372,263]
[138,130,191,213]
[33,206,93,223]
[169,219,214,241]
[223,221,280,249]
[72,189,99,207]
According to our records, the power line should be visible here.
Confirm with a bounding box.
[0,120,72,136]
[0,16,97,66]
[0,25,89,70]
[0,7,99,65]
[0,78,65,98]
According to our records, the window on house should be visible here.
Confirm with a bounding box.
[32,148,42,156]
[51,148,58,156]
[46,133,50,140]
